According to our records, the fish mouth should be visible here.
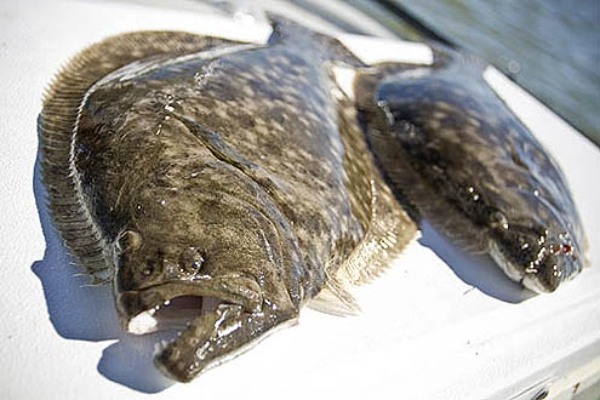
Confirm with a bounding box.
[127,295,223,335]
[117,276,296,383]
[490,234,582,293]
[116,276,262,335]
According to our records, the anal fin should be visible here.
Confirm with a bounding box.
[338,177,419,286]
[308,276,361,316]
[308,88,418,317]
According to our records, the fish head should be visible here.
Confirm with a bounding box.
[112,182,298,329]
[482,135,587,293]
[108,167,301,382]
[489,213,584,293]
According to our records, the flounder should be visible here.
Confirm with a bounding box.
[355,47,588,293]
[40,19,417,382]
[40,16,587,382]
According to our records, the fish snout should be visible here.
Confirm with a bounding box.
[521,236,582,293]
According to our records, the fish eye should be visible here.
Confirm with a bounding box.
[179,247,205,273]
[116,229,143,253]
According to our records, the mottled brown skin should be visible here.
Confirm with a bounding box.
[80,25,358,380]
[356,48,587,292]
[41,19,416,382]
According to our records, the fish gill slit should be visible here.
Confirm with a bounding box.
[174,113,283,196]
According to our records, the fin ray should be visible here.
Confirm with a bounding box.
[333,91,418,287]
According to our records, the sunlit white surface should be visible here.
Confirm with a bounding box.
[0,1,598,399]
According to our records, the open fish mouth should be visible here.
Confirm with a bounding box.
[116,279,296,382]
[117,278,262,336]
[117,281,264,382]
[126,294,223,335]
[120,283,252,382]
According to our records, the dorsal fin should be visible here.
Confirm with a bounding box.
[40,31,246,281]
[267,14,365,67]
[267,14,316,45]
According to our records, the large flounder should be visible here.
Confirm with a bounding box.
[40,19,417,382]
[355,48,588,293]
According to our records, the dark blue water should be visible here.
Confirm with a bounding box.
[385,0,600,145]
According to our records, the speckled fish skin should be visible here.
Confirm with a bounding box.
[40,19,416,382]
[355,48,587,293]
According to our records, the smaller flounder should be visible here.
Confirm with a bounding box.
[355,47,588,293]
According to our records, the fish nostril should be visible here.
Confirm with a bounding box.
[142,260,156,277]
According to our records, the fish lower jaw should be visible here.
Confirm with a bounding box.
[490,243,555,294]
[153,310,300,383]
[521,275,552,293]
[489,242,526,285]
[154,355,192,383]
